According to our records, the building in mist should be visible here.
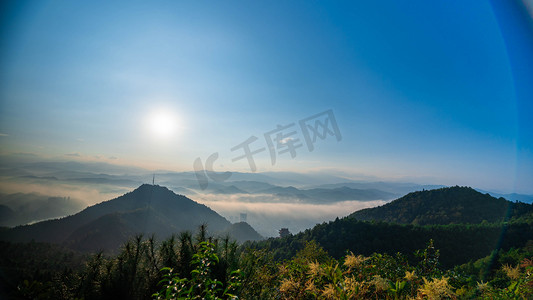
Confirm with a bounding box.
[279,228,291,238]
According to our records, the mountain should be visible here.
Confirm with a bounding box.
[0,185,262,252]
[349,186,533,225]
[212,185,249,194]
[221,180,277,193]
[476,189,533,204]
[314,182,446,196]
[251,215,533,268]
[222,222,263,243]
[250,187,533,268]
[256,186,396,203]
[501,193,533,204]
[303,187,396,202]
[0,205,14,223]
[0,193,85,227]
[258,186,309,199]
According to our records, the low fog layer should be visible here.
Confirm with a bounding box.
[192,192,387,237]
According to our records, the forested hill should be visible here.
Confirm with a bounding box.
[349,186,533,225]
[248,186,533,268]
[0,185,262,252]
[251,217,533,268]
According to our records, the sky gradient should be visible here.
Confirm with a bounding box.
[1,0,533,194]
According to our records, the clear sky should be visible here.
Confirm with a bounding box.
[1,0,532,194]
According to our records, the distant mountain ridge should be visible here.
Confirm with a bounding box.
[255,186,396,203]
[349,186,533,225]
[476,189,533,204]
[0,192,85,227]
[0,185,262,252]
[313,182,446,196]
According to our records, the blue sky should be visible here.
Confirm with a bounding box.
[1,0,532,193]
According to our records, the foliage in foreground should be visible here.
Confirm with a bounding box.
[267,241,533,299]
[153,242,241,300]
[153,239,533,299]
[3,229,533,299]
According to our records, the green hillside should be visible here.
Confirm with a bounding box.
[248,187,533,268]
[349,186,533,225]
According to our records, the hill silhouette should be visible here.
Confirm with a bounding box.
[349,186,533,225]
[223,222,263,243]
[0,193,84,227]
[250,187,533,267]
[0,184,262,251]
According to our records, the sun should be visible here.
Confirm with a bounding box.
[146,109,179,139]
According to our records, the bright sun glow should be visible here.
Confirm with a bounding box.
[146,109,179,139]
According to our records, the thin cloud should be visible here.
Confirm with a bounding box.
[64,152,81,157]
